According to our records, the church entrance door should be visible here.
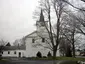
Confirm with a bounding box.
[19,52,21,57]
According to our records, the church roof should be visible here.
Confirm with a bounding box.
[3,45,26,51]
[24,31,37,39]
[6,42,11,46]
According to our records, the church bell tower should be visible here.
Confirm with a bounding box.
[36,9,48,32]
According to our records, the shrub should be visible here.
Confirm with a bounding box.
[47,52,52,57]
[0,54,2,60]
[43,56,47,58]
[22,56,26,58]
[36,51,42,58]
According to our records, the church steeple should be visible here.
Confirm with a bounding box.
[36,9,48,33]
[39,9,44,22]
[36,9,48,28]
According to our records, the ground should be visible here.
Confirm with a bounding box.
[0,57,78,64]
[0,60,77,64]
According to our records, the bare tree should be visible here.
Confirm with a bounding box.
[62,0,85,11]
[59,37,72,57]
[75,10,85,35]
[81,0,85,2]
[60,10,84,57]
[52,0,85,57]
[33,0,69,58]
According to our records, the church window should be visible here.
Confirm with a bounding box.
[2,52,3,54]
[42,38,45,42]
[32,39,35,43]
[8,51,10,54]
[14,51,16,54]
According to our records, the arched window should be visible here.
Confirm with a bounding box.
[8,51,10,54]
[2,52,3,54]
[14,51,16,54]
[42,38,45,42]
[32,39,35,43]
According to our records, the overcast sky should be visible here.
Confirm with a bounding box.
[0,0,39,43]
[0,0,84,44]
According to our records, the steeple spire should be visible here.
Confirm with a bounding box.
[39,9,44,22]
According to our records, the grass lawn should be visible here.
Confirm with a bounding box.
[0,59,14,64]
[30,57,85,61]
[56,57,85,61]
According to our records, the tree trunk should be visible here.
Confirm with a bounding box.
[72,42,75,57]
[65,46,72,57]
[72,31,75,57]
[53,50,56,59]
[53,46,57,59]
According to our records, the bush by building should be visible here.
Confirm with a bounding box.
[47,52,52,57]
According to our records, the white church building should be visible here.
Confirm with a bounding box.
[2,10,60,57]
